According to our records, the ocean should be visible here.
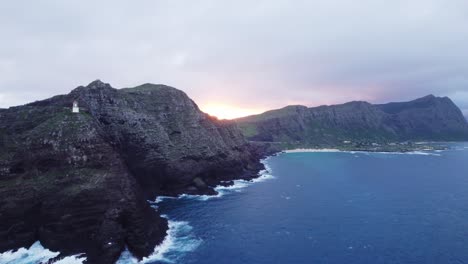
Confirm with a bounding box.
[3,143,468,264]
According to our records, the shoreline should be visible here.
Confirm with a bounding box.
[282,148,443,156]
[153,156,275,203]
[0,157,273,264]
[116,156,276,263]
[5,142,460,263]
[133,160,273,263]
[281,142,452,154]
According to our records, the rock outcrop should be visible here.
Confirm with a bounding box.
[236,95,468,146]
[0,80,264,263]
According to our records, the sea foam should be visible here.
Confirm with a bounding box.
[154,157,274,203]
[0,242,85,264]
[116,217,202,264]
[283,148,442,156]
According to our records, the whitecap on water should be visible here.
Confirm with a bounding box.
[116,217,202,264]
[0,241,85,264]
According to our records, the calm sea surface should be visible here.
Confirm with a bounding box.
[144,142,468,264]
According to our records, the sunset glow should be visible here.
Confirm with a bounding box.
[200,104,264,120]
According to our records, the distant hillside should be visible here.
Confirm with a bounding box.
[235,95,468,146]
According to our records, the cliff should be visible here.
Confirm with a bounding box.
[0,80,264,263]
[236,95,468,147]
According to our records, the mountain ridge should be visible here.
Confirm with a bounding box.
[236,95,468,146]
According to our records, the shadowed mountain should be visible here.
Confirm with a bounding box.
[236,95,468,146]
[0,80,265,263]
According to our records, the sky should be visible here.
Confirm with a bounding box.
[1,0,467,119]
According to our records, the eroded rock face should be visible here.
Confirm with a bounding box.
[236,95,468,146]
[0,80,264,263]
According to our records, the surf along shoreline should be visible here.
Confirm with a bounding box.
[1,142,450,263]
[128,143,451,263]
[115,156,276,263]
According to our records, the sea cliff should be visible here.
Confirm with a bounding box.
[0,80,266,263]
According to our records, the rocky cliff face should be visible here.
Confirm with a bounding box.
[236,95,468,146]
[0,80,264,263]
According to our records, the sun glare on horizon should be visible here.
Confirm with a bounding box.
[200,104,264,120]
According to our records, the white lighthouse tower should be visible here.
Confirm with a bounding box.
[72,100,79,113]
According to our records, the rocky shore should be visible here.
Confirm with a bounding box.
[0,80,267,263]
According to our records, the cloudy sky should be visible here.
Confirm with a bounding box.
[1,0,467,118]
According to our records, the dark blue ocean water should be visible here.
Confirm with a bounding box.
[149,143,468,264]
[4,144,468,264]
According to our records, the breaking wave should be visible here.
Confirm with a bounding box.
[116,217,201,264]
[0,242,85,264]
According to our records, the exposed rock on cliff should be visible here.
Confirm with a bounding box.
[236,95,468,146]
[0,80,264,263]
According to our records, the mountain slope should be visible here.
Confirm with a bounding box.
[236,95,468,146]
[0,80,264,263]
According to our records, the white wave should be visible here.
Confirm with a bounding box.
[251,172,275,183]
[53,255,87,264]
[0,242,85,264]
[366,150,441,156]
[116,218,202,264]
[405,151,441,156]
[154,158,275,203]
[282,148,442,156]
[178,193,222,201]
[215,180,250,193]
[155,196,176,203]
[284,148,340,153]
[176,176,267,202]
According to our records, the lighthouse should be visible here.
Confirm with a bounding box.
[72,100,79,113]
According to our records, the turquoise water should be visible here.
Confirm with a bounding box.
[150,143,468,264]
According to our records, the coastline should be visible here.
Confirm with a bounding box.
[3,141,459,263]
[281,141,450,154]
[115,156,276,263]
[282,148,443,156]
[110,142,466,263]
[0,152,272,264]
[283,148,340,153]
[120,157,279,264]
[126,142,461,263]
